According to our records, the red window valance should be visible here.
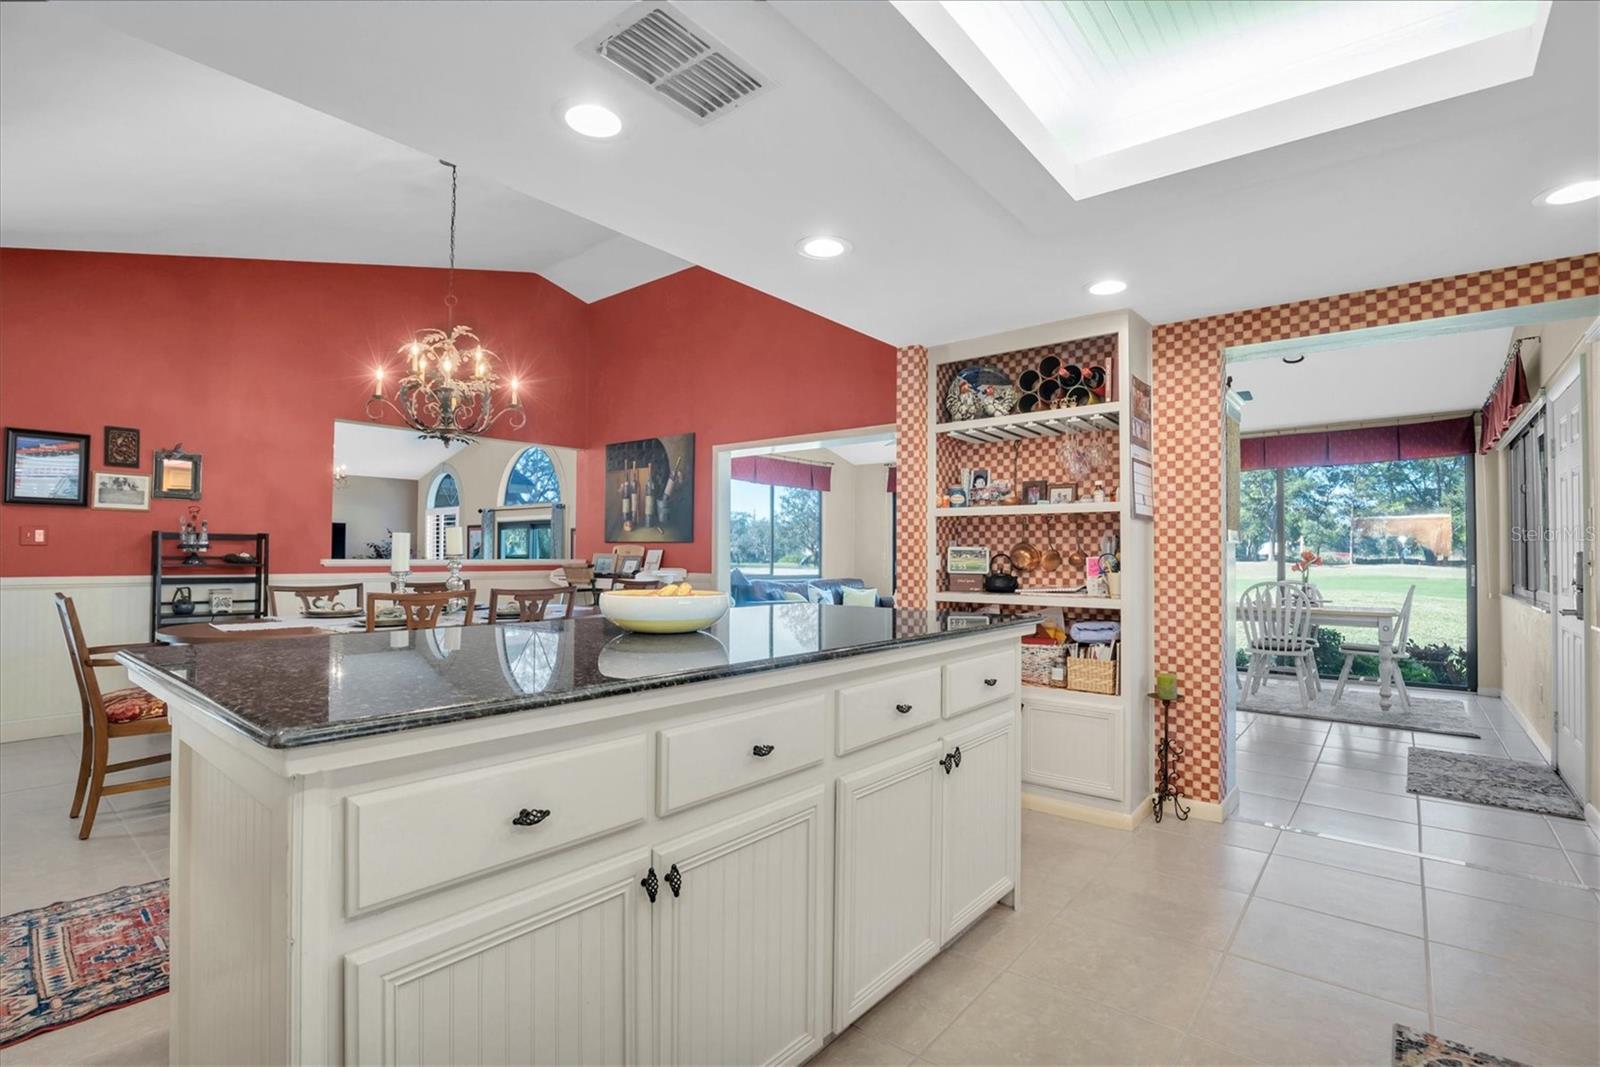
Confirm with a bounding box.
[1241,416,1475,471]
[1479,351,1530,453]
[730,455,832,492]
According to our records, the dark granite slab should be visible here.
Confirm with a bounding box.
[119,605,1037,749]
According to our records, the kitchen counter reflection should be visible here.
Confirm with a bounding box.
[120,605,1036,749]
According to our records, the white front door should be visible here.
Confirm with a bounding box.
[1550,377,1587,804]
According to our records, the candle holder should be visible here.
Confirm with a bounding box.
[1149,691,1190,823]
[444,555,469,613]
[389,569,411,594]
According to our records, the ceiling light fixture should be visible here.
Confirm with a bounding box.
[1087,279,1127,296]
[564,103,622,139]
[1537,179,1599,206]
[798,236,851,260]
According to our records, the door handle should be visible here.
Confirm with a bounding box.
[664,863,682,898]
[1559,607,1583,618]
[641,867,659,903]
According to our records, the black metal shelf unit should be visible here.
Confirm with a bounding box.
[149,531,270,640]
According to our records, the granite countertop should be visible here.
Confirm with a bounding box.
[119,605,1038,749]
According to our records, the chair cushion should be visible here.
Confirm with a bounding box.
[103,687,167,724]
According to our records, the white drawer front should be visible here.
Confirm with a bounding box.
[657,694,827,815]
[836,667,942,755]
[942,648,1016,718]
[346,735,648,913]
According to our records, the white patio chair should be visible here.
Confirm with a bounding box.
[1239,581,1318,704]
[1332,584,1416,707]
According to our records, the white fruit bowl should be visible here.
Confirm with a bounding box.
[598,590,731,634]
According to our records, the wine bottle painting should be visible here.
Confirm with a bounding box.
[604,432,695,543]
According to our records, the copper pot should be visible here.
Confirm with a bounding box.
[1039,518,1063,571]
[1011,536,1040,571]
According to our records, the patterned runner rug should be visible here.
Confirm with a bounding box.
[1393,1024,1529,1066]
[1238,679,1480,737]
[0,880,169,1047]
[1407,748,1585,820]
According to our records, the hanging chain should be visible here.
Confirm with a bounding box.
[442,159,458,324]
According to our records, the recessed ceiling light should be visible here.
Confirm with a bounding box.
[563,103,622,139]
[1086,279,1127,296]
[1537,179,1599,206]
[798,236,851,259]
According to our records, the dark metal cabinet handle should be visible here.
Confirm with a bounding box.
[983,678,999,687]
[940,751,956,774]
[752,744,775,757]
[641,867,659,903]
[512,807,551,826]
[952,745,962,768]
[895,703,913,714]
[664,863,682,897]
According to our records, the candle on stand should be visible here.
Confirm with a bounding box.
[445,526,465,558]
[390,532,411,573]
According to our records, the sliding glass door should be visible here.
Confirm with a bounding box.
[1236,455,1475,690]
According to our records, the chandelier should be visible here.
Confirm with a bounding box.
[367,161,525,445]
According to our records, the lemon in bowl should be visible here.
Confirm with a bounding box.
[598,584,731,634]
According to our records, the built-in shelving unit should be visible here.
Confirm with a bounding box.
[923,309,1154,824]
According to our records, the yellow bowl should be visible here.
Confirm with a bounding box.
[598,590,731,633]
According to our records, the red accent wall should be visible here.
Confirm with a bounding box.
[0,249,591,577]
[578,267,896,573]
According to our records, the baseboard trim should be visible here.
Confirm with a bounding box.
[1499,691,1552,761]
[1022,791,1146,830]
[1586,803,1600,837]
[1,713,80,744]
[1476,686,1502,697]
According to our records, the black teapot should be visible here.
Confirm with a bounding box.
[984,553,1018,595]
[171,586,196,616]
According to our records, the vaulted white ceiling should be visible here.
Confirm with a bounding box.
[7,1,1598,344]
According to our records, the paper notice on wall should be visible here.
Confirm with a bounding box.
[1129,375,1153,461]
[1131,457,1154,520]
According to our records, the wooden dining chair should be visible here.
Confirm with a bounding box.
[365,591,457,632]
[485,587,567,623]
[268,582,364,615]
[1333,584,1416,707]
[54,593,171,840]
[561,565,599,606]
[612,545,646,578]
[406,580,475,622]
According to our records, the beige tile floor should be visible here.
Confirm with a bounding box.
[4,687,1598,1066]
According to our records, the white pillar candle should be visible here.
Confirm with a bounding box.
[445,526,465,558]
[390,532,411,572]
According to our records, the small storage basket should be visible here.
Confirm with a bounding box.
[1020,644,1064,686]
[1067,642,1120,695]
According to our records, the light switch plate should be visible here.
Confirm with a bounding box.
[18,527,47,546]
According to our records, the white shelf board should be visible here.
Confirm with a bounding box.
[1019,682,1123,709]
[935,591,1121,610]
[935,501,1120,517]
[935,401,1122,443]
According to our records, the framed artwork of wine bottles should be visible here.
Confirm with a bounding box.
[604,432,695,542]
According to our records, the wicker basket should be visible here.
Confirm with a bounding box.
[1020,644,1064,686]
[1067,656,1119,695]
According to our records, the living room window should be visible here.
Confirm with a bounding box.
[1507,412,1549,604]
[730,478,822,578]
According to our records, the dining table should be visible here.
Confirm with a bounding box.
[1307,602,1401,710]
[156,604,599,644]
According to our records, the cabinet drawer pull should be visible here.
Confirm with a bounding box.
[641,867,659,903]
[983,677,999,687]
[665,863,683,898]
[895,703,913,714]
[751,744,775,757]
[511,807,551,826]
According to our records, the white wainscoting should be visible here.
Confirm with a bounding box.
[0,569,581,743]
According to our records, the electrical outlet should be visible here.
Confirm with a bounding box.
[17,526,46,546]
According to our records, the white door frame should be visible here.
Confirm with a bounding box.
[1547,352,1589,807]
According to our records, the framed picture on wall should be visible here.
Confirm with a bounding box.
[153,447,203,500]
[4,427,90,506]
[91,472,151,510]
[604,432,694,543]
[103,426,141,468]
[467,525,483,560]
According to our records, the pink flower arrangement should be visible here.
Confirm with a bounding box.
[1290,549,1323,583]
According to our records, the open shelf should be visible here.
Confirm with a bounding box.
[1019,681,1123,708]
[934,591,1121,610]
[935,401,1121,444]
[935,501,1119,517]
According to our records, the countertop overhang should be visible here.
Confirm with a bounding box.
[119,605,1037,750]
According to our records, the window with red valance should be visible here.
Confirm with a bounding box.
[729,454,832,492]
[1239,416,1475,472]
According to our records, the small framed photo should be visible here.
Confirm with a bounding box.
[643,548,663,571]
[91,472,150,510]
[619,555,641,577]
[1048,484,1077,504]
[153,447,203,500]
[1022,480,1049,505]
[593,553,616,576]
[946,544,991,574]
[946,486,968,508]
[209,589,234,615]
[945,612,993,630]
[103,426,141,468]
[467,525,484,560]
[964,468,991,493]
[5,428,90,506]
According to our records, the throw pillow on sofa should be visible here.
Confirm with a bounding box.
[840,586,879,607]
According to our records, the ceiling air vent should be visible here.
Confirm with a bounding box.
[587,4,767,123]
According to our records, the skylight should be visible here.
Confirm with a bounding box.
[894,0,1550,198]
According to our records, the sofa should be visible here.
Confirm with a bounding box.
[730,569,894,608]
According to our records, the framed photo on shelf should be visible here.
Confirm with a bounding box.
[592,553,615,576]
[4,427,90,506]
[946,544,990,574]
[103,426,141,468]
[91,472,150,510]
[643,548,663,571]
[963,468,991,494]
[945,613,992,630]
[946,486,968,508]
[1021,480,1049,505]
[153,447,202,500]
[1048,484,1076,504]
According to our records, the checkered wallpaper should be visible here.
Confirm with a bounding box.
[1153,253,1600,804]
[894,345,930,608]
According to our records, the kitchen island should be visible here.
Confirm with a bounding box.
[120,604,1033,1066]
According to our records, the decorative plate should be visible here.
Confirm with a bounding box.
[945,366,1019,422]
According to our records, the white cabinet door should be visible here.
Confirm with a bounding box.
[653,787,829,1067]
[1020,695,1125,800]
[344,851,653,1066]
[939,711,1018,943]
[833,741,944,1027]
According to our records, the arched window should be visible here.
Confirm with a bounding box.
[425,471,461,560]
[503,447,561,505]
[430,472,460,509]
